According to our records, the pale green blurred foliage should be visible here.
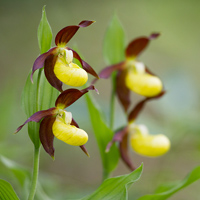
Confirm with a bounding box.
[0,0,200,199]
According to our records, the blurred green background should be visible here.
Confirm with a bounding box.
[0,0,200,199]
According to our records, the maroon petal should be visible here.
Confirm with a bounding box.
[44,54,63,92]
[119,132,135,171]
[31,47,57,82]
[116,70,131,112]
[67,48,99,79]
[55,20,95,46]
[15,108,57,134]
[106,126,128,152]
[71,118,79,128]
[40,116,56,158]
[149,33,160,40]
[99,61,125,79]
[128,91,166,122]
[145,66,156,76]
[55,85,97,109]
[80,145,90,157]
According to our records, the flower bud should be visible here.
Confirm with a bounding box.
[130,124,170,157]
[54,58,88,87]
[52,115,88,146]
[125,72,162,97]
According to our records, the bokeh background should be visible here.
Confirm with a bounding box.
[0,0,200,199]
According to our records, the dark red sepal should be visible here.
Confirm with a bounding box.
[55,20,95,46]
[128,91,166,122]
[39,116,56,158]
[119,132,135,171]
[71,118,79,128]
[80,145,90,157]
[116,69,131,112]
[31,47,57,82]
[44,54,63,92]
[55,85,97,109]
[68,48,99,79]
[99,61,125,79]
[14,108,57,134]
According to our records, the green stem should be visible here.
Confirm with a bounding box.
[103,169,110,181]
[28,147,40,200]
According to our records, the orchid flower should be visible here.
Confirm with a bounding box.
[99,33,162,112]
[15,85,97,158]
[31,20,99,92]
[106,91,170,171]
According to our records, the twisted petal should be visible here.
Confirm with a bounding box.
[116,69,131,112]
[128,91,165,122]
[130,132,170,157]
[53,60,88,87]
[68,48,99,79]
[52,117,88,146]
[31,47,57,82]
[125,72,163,97]
[55,20,95,46]
[14,108,57,134]
[125,33,160,58]
[55,85,97,109]
[39,116,56,158]
[44,54,63,92]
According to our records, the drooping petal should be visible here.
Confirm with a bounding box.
[55,20,95,46]
[55,85,97,109]
[99,61,125,79]
[125,33,160,58]
[71,118,79,128]
[31,47,57,82]
[68,48,99,79]
[116,69,131,112]
[39,116,56,158]
[125,72,163,97]
[52,117,88,146]
[54,60,88,87]
[119,132,135,171]
[128,91,165,122]
[44,54,63,92]
[80,145,90,157]
[15,108,57,134]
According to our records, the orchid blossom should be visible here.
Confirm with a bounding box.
[31,20,99,92]
[99,33,162,112]
[15,85,97,158]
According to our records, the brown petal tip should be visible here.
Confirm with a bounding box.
[80,145,90,157]
[149,33,160,40]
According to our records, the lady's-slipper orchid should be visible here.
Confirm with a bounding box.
[106,91,169,171]
[15,85,97,158]
[31,20,99,92]
[98,33,163,112]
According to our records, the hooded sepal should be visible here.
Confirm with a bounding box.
[15,107,57,134]
[44,54,63,92]
[99,61,125,79]
[116,69,131,112]
[31,47,57,82]
[55,85,97,109]
[128,91,166,123]
[55,20,95,46]
[39,116,56,158]
[68,48,99,79]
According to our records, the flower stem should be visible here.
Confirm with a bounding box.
[28,146,40,200]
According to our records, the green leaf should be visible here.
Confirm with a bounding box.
[103,14,125,65]
[38,6,52,54]
[138,166,200,200]
[81,164,143,200]
[85,93,119,179]
[21,7,59,148]
[0,179,19,200]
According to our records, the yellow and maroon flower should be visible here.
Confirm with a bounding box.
[31,20,99,92]
[106,91,170,171]
[15,85,97,158]
[99,33,162,112]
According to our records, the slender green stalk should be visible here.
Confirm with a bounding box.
[103,170,110,181]
[28,147,40,200]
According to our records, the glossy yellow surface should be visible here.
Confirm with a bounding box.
[54,59,88,87]
[130,125,170,157]
[52,116,88,146]
[125,72,163,97]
